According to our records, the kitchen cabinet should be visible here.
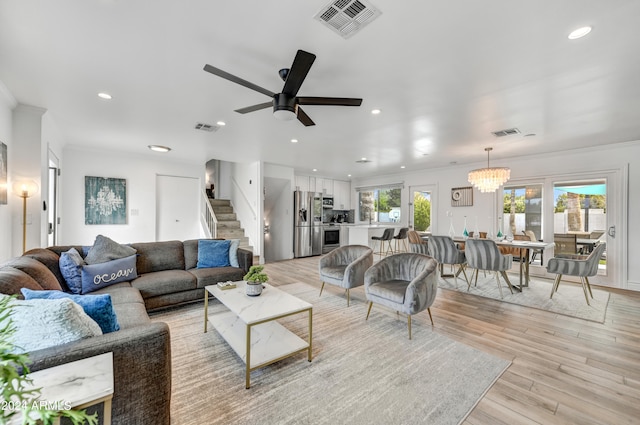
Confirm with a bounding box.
[295,175,310,192]
[333,180,351,210]
[315,178,332,195]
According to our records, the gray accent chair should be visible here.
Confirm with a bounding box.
[407,230,429,255]
[364,253,439,339]
[318,245,374,306]
[547,242,606,305]
[427,235,469,287]
[464,239,514,298]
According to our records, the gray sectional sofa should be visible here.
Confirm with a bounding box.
[0,239,253,425]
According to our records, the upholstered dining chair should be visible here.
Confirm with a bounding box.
[371,228,395,256]
[407,230,429,255]
[546,242,606,305]
[464,239,514,298]
[364,253,439,339]
[427,235,469,287]
[318,244,374,306]
[392,227,409,253]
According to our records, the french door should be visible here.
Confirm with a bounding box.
[408,185,437,233]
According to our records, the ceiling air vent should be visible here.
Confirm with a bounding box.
[194,122,219,132]
[314,0,382,39]
[492,127,521,137]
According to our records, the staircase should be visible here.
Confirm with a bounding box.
[209,199,253,253]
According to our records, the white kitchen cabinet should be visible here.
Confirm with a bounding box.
[295,175,310,192]
[333,180,351,210]
[314,178,332,195]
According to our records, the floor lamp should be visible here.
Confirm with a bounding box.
[13,180,38,254]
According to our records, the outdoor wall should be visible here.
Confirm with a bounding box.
[351,141,640,291]
[0,82,16,262]
[59,146,203,245]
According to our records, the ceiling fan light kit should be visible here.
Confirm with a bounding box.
[468,147,511,193]
[204,49,362,126]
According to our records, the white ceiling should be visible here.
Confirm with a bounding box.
[1,0,640,180]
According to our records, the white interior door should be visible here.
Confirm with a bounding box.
[156,175,201,241]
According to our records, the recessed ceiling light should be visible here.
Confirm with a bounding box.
[347,174,352,177]
[97,92,112,100]
[312,169,317,172]
[291,139,298,143]
[148,145,171,153]
[400,165,406,169]
[216,121,226,126]
[371,109,381,115]
[361,157,367,161]
[568,26,592,40]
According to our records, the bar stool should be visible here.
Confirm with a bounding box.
[392,227,409,252]
[371,228,394,256]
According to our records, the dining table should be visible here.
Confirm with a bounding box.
[440,236,554,292]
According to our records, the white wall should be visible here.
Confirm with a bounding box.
[59,146,204,245]
[351,141,640,290]
[11,105,46,256]
[0,81,16,261]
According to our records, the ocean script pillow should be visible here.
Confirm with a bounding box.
[81,254,138,294]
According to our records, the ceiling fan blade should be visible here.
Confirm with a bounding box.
[297,107,315,127]
[204,64,275,98]
[235,101,273,114]
[297,97,363,106]
[282,50,316,97]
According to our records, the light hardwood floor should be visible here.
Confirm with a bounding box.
[262,256,640,425]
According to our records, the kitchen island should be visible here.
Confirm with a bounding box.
[348,224,402,250]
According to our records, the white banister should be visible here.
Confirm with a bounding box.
[201,190,217,238]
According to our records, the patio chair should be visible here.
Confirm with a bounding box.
[554,233,578,255]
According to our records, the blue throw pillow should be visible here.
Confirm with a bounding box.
[229,239,240,268]
[197,239,231,268]
[59,248,84,294]
[20,288,120,334]
[81,254,138,294]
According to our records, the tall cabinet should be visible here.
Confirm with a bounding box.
[295,175,351,210]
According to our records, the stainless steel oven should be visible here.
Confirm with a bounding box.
[322,225,341,253]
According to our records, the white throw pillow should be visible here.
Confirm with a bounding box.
[2,295,103,353]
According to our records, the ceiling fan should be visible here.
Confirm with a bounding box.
[203,50,362,126]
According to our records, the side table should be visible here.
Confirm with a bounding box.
[11,352,114,425]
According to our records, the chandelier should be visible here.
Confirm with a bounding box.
[468,147,511,193]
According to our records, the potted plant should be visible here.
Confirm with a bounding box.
[0,295,98,425]
[243,265,268,296]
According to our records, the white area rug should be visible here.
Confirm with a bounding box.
[438,271,609,323]
[152,282,510,425]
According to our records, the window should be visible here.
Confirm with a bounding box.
[358,185,402,223]
[501,184,543,240]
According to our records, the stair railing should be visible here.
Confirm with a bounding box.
[201,190,217,238]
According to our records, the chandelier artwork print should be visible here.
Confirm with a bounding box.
[85,176,127,224]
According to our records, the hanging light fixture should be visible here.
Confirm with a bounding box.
[468,147,510,193]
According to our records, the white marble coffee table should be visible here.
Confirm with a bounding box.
[204,281,313,389]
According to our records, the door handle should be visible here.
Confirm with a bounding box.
[608,225,615,238]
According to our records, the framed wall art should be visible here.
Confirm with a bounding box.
[85,176,127,224]
[451,186,473,207]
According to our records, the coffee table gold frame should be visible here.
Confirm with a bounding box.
[204,283,312,389]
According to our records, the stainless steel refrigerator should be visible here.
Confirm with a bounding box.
[294,191,323,257]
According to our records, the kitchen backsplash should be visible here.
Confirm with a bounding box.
[322,209,355,223]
